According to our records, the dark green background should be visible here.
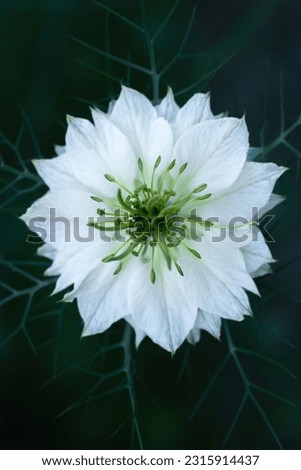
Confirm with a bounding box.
[0,0,300,449]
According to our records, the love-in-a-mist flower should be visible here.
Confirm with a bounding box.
[21,86,285,352]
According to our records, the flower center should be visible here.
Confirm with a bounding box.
[89,157,212,283]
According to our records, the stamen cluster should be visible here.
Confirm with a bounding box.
[90,157,212,283]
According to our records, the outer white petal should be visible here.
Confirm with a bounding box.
[194,310,222,339]
[107,100,116,114]
[252,263,273,277]
[62,243,130,301]
[124,315,147,348]
[181,221,255,252]
[141,117,174,172]
[127,253,197,353]
[241,228,275,277]
[178,239,255,321]
[33,153,107,195]
[109,85,155,156]
[37,243,56,261]
[34,115,137,198]
[190,263,251,320]
[78,262,131,336]
[90,109,137,183]
[172,92,214,140]
[54,144,65,155]
[109,86,174,171]
[196,162,286,224]
[214,111,228,119]
[21,189,123,297]
[20,189,103,249]
[20,189,96,226]
[259,193,285,218]
[50,241,104,296]
[247,147,262,161]
[155,88,179,121]
[187,310,222,344]
[173,117,248,195]
[196,234,259,295]
[186,328,201,345]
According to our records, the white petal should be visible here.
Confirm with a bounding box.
[172,92,214,140]
[64,115,98,156]
[155,88,179,121]
[259,193,285,218]
[183,222,255,251]
[107,99,116,114]
[110,86,174,171]
[247,147,262,161]
[20,189,122,298]
[127,253,197,353]
[21,189,97,224]
[37,243,56,261]
[78,262,131,336]
[178,239,255,321]
[33,152,107,196]
[196,162,286,224]
[125,315,147,348]
[186,328,201,345]
[214,111,228,119]
[20,189,104,249]
[110,86,156,154]
[194,310,222,339]
[91,109,137,184]
[63,246,124,301]
[186,310,222,344]
[50,241,103,295]
[140,117,174,172]
[252,263,273,277]
[241,228,274,277]
[54,144,65,155]
[173,117,248,195]
[191,263,251,320]
[198,233,259,294]
[34,114,137,198]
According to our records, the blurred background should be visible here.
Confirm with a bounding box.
[0,0,300,449]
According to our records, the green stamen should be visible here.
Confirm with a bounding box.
[151,155,162,191]
[104,174,134,196]
[97,208,106,216]
[158,239,172,270]
[104,173,115,182]
[175,263,184,276]
[179,162,188,174]
[151,246,156,284]
[193,183,207,193]
[113,263,123,275]
[196,193,212,201]
[138,157,148,187]
[184,245,202,259]
[95,158,215,281]
[90,195,103,203]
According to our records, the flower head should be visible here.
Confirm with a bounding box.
[21,86,285,352]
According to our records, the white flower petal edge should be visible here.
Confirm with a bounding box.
[155,87,179,121]
[173,117,249,195]
[21,86,286,353]
[187,311,222,345]
[195,162,287,224]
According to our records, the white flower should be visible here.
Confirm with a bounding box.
[21,86,286,353]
